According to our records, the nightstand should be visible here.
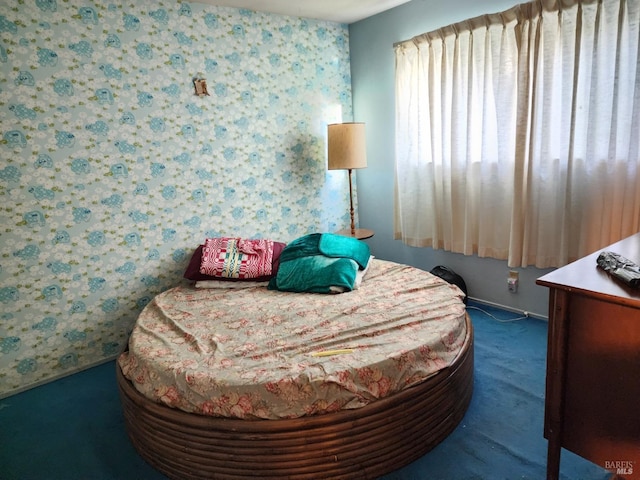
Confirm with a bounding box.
[335,228,374,240]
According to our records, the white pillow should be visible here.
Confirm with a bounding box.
[353,255,374,289]
[195,280,269,289]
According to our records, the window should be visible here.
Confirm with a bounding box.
[394,0,640,268]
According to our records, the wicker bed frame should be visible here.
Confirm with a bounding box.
[116,313,473,480]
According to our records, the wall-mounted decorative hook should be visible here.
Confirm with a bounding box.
[193,75,210,97]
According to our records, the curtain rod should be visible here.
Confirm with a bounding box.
[392,0,590,49]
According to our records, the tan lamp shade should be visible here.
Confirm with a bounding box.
[327,123,367,170]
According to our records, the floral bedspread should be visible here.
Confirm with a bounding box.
[118,259,467,419]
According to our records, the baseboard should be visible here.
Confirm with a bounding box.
[468,296,548,321]
[0,354,119,400]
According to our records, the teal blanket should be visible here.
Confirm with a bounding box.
[268,233,371,293]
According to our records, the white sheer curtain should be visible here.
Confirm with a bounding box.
[394,0,640,268]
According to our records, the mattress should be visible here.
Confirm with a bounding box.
[118,259,467,420]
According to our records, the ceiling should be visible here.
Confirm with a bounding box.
[195,0,412,24]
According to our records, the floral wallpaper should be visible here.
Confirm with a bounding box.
[0,0,354,397]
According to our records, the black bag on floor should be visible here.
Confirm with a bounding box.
[430,265,468,305]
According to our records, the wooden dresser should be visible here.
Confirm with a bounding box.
[537,233,640,480]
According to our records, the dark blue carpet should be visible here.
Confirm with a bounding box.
[0,301,610,480]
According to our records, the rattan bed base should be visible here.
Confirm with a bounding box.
[116,313,473,480]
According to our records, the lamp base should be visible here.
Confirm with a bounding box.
[335,228,374,240]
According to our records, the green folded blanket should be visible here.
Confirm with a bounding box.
[318,233,370,268]
[268,233,371,293]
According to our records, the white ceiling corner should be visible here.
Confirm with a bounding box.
[193,0,412,24]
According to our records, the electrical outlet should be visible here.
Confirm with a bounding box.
[508,270,519,293]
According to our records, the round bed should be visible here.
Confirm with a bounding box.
[116,259,474,479]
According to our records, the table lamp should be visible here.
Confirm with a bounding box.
[327,122,372,239]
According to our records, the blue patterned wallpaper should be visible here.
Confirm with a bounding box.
[0,0,354,397]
